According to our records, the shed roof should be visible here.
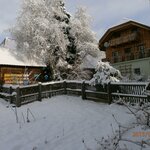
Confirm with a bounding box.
[0,47,46,67]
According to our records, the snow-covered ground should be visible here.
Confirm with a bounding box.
[0,96,149,150]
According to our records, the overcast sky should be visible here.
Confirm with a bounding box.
[0,0,150,42]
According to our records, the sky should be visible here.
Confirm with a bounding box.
[0,0,150,43]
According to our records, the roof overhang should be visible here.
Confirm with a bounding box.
[99,20,150,51]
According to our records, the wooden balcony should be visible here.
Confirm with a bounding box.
[109,32,139,47]
[111,49,150,63]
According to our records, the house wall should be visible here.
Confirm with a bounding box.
[105,27,150,63]
[112,57,150,79]
[0,65,44,84]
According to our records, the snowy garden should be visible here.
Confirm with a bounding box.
[0,95,150,150]
[0,0,150,150]
[1,78,150,149]
[0,96,132,150]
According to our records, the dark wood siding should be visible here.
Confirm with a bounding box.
[0,65,44,84]
[104,27,150,63]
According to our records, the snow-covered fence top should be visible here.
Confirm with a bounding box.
[0,81,150,107]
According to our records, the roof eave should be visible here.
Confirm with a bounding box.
[99,20,150,50]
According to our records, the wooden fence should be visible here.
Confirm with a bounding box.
[0,81,150,107]
[111,82,150,103]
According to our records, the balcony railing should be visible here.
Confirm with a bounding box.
[109,32,139,47]
[110,49,150,63]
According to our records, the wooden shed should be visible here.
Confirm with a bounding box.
[0,47,46,85]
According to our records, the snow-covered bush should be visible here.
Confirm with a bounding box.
[90,61,122,86]
[122,101,150,127]
[96,100,150,150]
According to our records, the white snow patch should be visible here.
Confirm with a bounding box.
[80,54,99,69]
[0,47,45,67]
[0,37,17,50]
[0,95,140,150]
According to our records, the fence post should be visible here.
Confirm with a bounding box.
[64,81,67,94]
[82,81,86,100]
[146,82,150,102]
[49,84,52,98]
[107,82,112,104]
[38,82,42,101]
[16,87,21,107]
[9,86,13,104]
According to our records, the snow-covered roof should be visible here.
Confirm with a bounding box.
[0,37,17,50]
[80,55,98,69]
[80,52,105,69]
[0,47,45,67]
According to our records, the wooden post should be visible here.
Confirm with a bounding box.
[16,87,21,107]
[107,82,112,104]
[9,86,13,104]
[82,81,86,100]
[49,84,52,98]
[38,82,42,101]
[148,94,150,102]
[146,82,150,102]
[64,81,67,94]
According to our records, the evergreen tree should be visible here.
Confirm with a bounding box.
[66,7,101,80]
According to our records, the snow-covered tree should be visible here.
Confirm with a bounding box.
[90,61,122,86]
[11,1,101,80]
[65,7,101,80]
[70,7,99,59]
[11,0,70,79]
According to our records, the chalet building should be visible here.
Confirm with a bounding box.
[99,20,150,79]
[0,47,46,85]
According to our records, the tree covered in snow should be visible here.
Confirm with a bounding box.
[65,7,100,80]
[70,7,99,60]
[90,61,122,86]
[11,0,70,79]
[11,0,101,80]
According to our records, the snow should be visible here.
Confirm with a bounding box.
[80,54,99,69]
[111,81,148,86]
[90,61,122,86]
[0,95,148,150]
[112,92,147,98]
[0,92,11,97]
[80,51,105,69]
[0,47,45,67]
[0,37,17,50]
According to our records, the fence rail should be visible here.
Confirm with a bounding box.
[0,81,150,107]
[111,82,149,103]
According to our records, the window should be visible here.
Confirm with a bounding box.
[124,48,131,54]
[131,28,138,33]
[112,32,121,38]
[124,48,132,60]
[134,68,141,75]
[112,51,119,63]
[112,51,118,57]
[138,44,145,58]
[138,44,145,51]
